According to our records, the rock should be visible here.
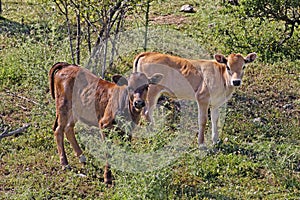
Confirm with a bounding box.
[253,117,262,123]
[296,161,300,172]
[223,0,239,6]
[283,103,293,109]
[208,23,216,28]
[180,4,195,13]
[253,117,267,124]
[228,0,239,6]
[76,173,87,178]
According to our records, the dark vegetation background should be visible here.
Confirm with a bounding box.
[0,0,299,199]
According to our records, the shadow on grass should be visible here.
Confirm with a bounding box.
[213,140,258,159]
[0,16,30,35]
[174,185,237,200]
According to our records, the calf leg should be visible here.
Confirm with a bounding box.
[103,150,113,186]
[64,121,86,164]
[211,107,220,145]
[197,101,209,148]
[104,161,113,186]
[144,85,164,123]
[54,98,75,170]
[99,126,113,186]
[196,86,210,148]
[53,116,69,169]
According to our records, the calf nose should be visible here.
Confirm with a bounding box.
[232,80,241,86]
[134,100,145,109]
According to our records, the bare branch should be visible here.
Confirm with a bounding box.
[54,0,66,15]
[0,0,2,14]
[0,124,30,140]
[5,90,40,105]
[54,0,75,64]
[278,22,296,46]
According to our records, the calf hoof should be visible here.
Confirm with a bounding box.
[104,165,113,187]
[104,177,113,187]
[145,121,156,133]
[198,144,208,152]
[79,154,86,164]
[212,139,221,146]
[62,165,71,171]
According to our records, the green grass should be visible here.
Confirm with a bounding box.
[1,0,299,199]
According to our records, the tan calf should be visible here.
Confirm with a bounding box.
[133,52,257,147]
[49,62,163,185]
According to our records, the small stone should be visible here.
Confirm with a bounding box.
[228,0,239,6]
[253,117,261,123]
[253,117,267,124]
[180,4,195,13]
[76,173,87,178]
[208,23,216,28]
[283,104,293,109]
[79,154,86,164]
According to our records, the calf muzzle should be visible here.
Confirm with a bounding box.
[134,100,146,109]
[232,80,241,86]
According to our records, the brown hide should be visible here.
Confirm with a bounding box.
[49,62,163,185]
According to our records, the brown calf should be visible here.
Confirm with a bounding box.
[133,52,257,147]
[49,62,163,184]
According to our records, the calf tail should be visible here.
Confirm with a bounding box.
[48,62,70,99]
[133,52,147,72]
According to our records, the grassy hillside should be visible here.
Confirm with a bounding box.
[0,0,299,199]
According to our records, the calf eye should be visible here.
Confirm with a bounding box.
[127,87,134,92]
[226,65,232,75]
[143,85,149,90]
[137,85,149,92]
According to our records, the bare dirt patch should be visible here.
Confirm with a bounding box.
[150,14,188,26]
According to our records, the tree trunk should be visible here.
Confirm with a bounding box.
[66,13,75,64]
[87,14,92,55]
[0,0,2,14]
[76,5,81,64]
[143,0,150,51]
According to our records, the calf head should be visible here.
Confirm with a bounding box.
[112,72,163,111]
[215,53,257,86]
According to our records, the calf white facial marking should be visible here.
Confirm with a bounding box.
[226,63,232,76]
[227,62,243,87]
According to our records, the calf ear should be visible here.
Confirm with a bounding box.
[245,52,257,63]
[112,75,128,86]
[214,54,227,64]
[149,73,164,85]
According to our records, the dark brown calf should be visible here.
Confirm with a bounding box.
[49,62,163,185]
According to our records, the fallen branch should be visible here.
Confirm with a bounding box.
[0,124,30,140]
[5,90,40,105]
